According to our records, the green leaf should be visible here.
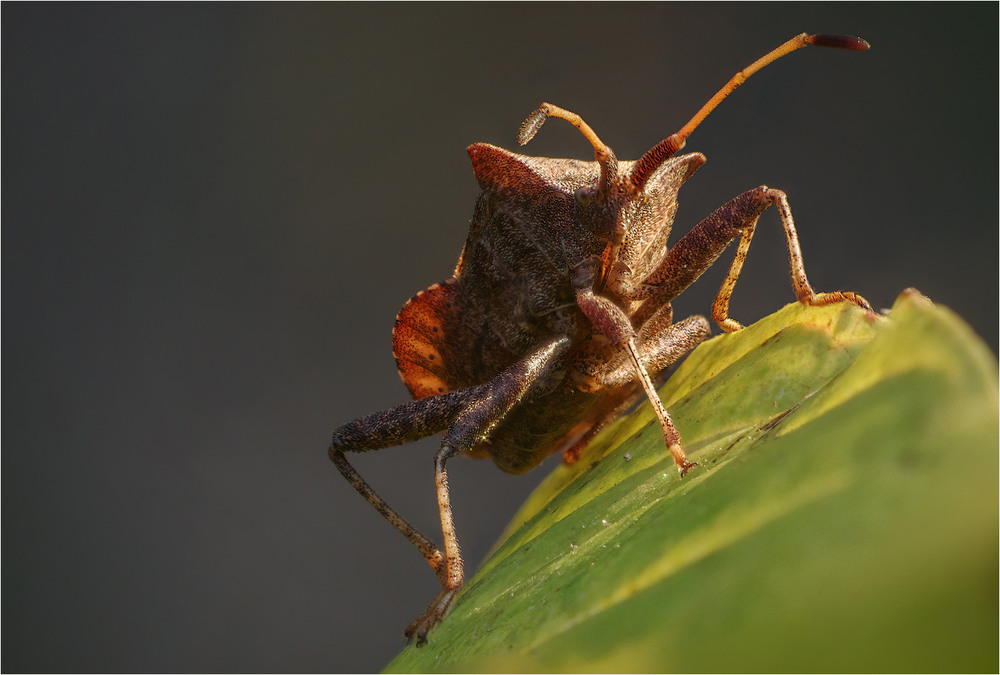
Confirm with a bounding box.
[385,290,998,673]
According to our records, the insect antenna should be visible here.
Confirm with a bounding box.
[517,102,619,198]
[628,33,869,192]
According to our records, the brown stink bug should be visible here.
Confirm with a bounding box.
[329,33,873,645]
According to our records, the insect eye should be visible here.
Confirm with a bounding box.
[574,187,592,207]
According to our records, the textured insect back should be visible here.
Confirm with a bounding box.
[515,102,634,295]
[512,101,699,300]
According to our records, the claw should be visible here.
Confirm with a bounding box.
[667,442,698,476]
[678,460,699,477]
[404,587,459,646]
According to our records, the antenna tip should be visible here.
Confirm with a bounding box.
[805,34,871,51]
[517,105,549,146]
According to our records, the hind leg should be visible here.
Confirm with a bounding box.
[330,337,571,644]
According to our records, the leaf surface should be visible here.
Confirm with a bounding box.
[385,290,998,673]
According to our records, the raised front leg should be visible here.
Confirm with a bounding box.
[633,186,872,331]
[329,336,570,644]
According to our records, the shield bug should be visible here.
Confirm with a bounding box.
[329,33,873,644]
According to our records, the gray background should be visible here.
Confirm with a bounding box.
[4,4,997,672]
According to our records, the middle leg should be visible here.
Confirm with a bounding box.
[631,186,872,331]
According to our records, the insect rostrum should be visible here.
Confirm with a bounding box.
[329,33,873,645]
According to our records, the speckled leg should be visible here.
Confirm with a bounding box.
[330,337,570,644]
[633,187,872,331]
[576,290,709,474]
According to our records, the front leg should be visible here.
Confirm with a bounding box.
[633,186,872,331]
[330,336,570,645]
[575,290,704,474]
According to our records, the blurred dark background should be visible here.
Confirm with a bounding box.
[3,4,997,672]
